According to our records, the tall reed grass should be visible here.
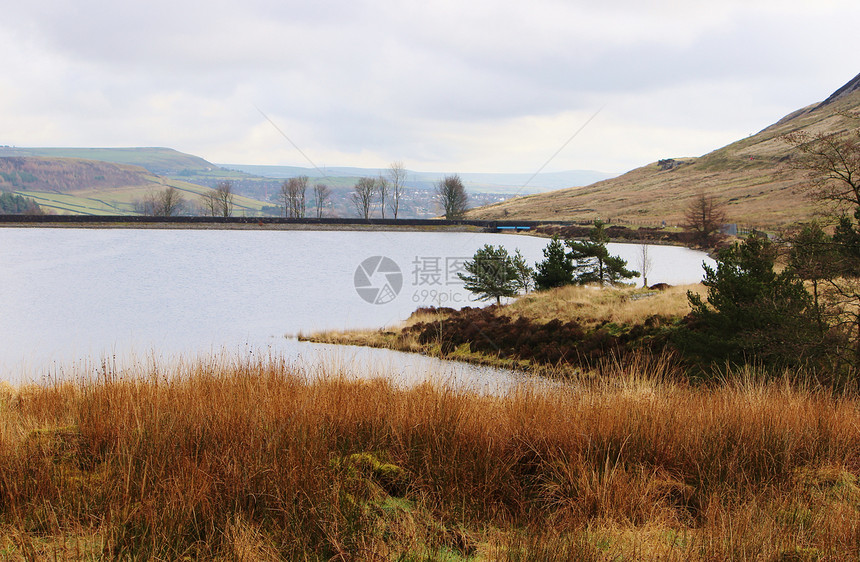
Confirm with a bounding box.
[0,353,857,560]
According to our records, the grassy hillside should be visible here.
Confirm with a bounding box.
[15,180,273,216]
[468,75,860,229]
[0,156,272,216]
[15,181,272,216]
[0,157,151,193]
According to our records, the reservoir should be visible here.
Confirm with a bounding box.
[0,228,715,383]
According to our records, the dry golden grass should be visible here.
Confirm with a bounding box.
[304,328,425,353]
[506,283,702,328]
[0,353,857,559]
[303,308,456,353]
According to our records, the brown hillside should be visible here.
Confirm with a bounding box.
[468,73,860,229]
[0,157,152,193]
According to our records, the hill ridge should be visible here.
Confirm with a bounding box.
[816,71,860,110]
[0,146,216,175]
[467,73,860,229]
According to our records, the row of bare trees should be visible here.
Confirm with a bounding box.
[351,165,470,220]
[280,176,331,219]
[200,181,235,217]
[139,178,327,219]
[137,162,468,221]
[281,176,307,218]
[351,161,408,219]
[135,163,467,222]
[136,185,186,216]
[137,181,235,217]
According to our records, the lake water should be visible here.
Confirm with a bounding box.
[0,228,714,383]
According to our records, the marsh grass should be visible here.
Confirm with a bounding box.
[0,353,858,560]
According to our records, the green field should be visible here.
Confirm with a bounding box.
[15,178,273,217]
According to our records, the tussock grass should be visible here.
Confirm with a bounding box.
[506,283,702,328]
[0,353,858,559]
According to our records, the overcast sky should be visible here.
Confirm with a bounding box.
[1,1,858,175]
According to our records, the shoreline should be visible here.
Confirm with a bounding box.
[301,283,700,379]
[298,331,542,376]
[0,215,545,230]
[0,221,493,232]
[0,215,704,248]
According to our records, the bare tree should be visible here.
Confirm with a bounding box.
[684,191,727,246]
[280,180,290,217]
[352,177,376,219]
[784,125,860,364]
[281,176,308,218]
[134,197,153,216]
[217,180,236,217]
[376,175,389,219]
[784,128,860,213]
[313,182,330,218]
[200,189,219,217]
[436,174,469,219]
[387,161,407,219]
[202,180,235,217]
[638,244,652,288]
[295,176,307,218]
[139,187,183,216]
[142,186,185,217]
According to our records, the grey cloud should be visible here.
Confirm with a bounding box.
[2,0,859,172]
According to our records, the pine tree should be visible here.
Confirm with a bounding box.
[566,221,637,285]
[510,249,535,293]
[534,236,574,290]
[788,222,834,334]
[458,244,520,305]
[679,235,819,369]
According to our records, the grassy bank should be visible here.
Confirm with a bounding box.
[303,284,702,375]
[0,355,858,559]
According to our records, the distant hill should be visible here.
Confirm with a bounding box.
[0,147,216,175]
[0,150,513,217]
[0,156,151,192]
[0,146,618,217]
[467,73,860,229]
[0,155,273,216]
[221,164,616,195]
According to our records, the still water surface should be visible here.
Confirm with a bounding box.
[0,228,714,383]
